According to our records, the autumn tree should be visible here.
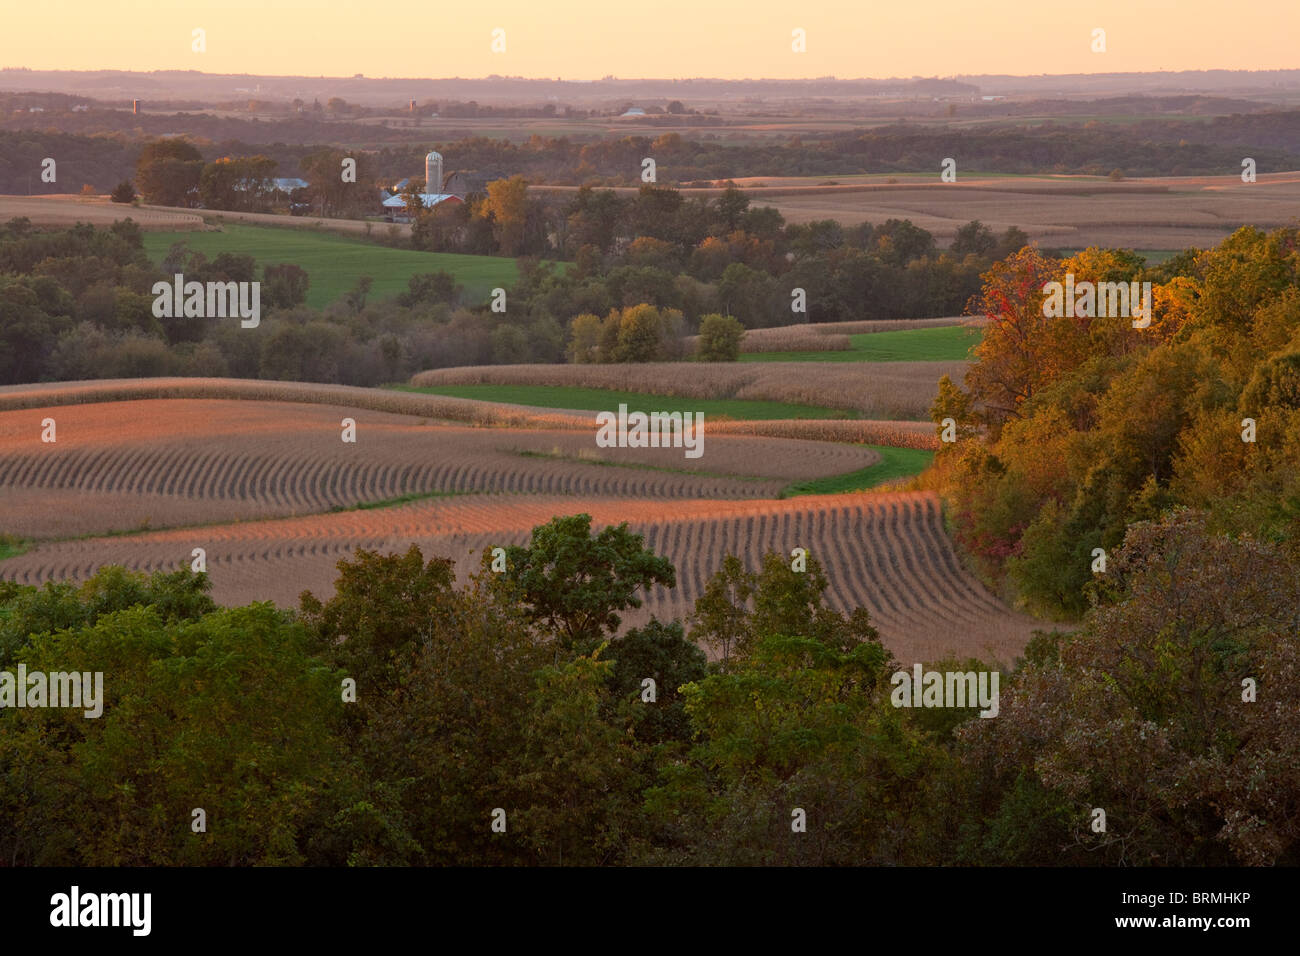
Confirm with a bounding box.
[478,175,529,256]
[695,313,744,361]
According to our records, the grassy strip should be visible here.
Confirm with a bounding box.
[332,490,457,512]
[0,534,30,562]
[780,445,935,497]
[393,384,853,420]
[741,325,981,363]
[515,449,770,483]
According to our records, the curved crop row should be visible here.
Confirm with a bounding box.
[0,400,892,537]
[0,491,1038,664]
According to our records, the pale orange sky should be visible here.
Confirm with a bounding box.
[2,0,1295,80]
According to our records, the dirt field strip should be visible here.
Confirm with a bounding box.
[0,490,1039,665]
[0,195,213,230]
[0,379,942,449]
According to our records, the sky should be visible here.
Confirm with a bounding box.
[2,1,1296,80]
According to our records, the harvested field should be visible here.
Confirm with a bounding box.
[411,361,964,421]
[731,173,1300,249]
[0,378,939,447]
[0,378,595,428]
[0,195,212,231]
[0,491,1039,665]
[531,174,1300,248]
[741,331,853,353]
[0,399,882,538]
[748,332,857,356]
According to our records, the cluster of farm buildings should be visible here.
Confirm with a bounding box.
[271,151,497,221]
[377,151,497,223]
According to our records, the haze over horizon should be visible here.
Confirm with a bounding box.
[2,0,1296,82]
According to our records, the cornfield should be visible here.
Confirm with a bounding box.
[411,360,965,421]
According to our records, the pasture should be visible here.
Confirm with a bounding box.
[140,223,521,308]
[742,325,981,363]
[783,445,935,496]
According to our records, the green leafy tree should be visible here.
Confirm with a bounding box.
[298,545,456,693]
[499,514,676,654]
[509,649,647,865]
[262,263,310,310]
[315,554,548,865]
[397,271,460,308]
[0,603,343,865]
[134,139,204,207]
[690,551,880,663]
[951,220,996,257]
[604,618,708,745]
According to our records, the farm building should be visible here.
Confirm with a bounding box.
[442,170,499,199]
[381,192,462,222]
[380,149,500,215]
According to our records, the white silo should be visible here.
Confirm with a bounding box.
[424,151,443,193]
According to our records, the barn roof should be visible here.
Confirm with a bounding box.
[381,193,461,208]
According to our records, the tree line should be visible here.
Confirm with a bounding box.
[930,226,1300,625]
[1,503,1295,865]
[0,202,1025,385]
[7,109,1300,194]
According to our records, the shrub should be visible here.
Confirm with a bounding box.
[695,313,744,361]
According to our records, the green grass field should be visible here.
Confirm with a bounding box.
[0,534,29,562]
[141,224,522,309]
[782,445,934,497]
[742,325,981,363]
[394,384,852,420]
